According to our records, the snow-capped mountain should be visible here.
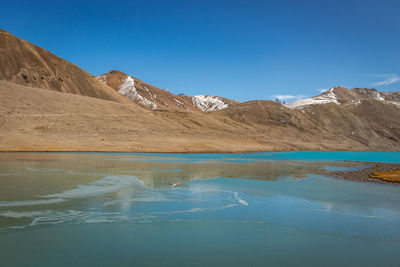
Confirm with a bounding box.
[285,87,400,109]
[3,28,400,152]
[97,71,238,112]
[96,71,196,110]
[184,95,239,112]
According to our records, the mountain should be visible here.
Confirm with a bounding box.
[0,80,277,152]
[1,29,400,152]
[286,87,400,109]
[96,70,238,111]
[96,70,197,110]
[2,77,400,151]
[219,97,400,151]
[182,95,239,111]
[0,29,127,103]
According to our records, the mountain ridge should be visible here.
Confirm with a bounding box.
[0,28,129,104]
[1,28,400,152]
[96,70,239,111]
[286,86,400,109]
[96,70,197,110]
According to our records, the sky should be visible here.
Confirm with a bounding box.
[1,0,400,101]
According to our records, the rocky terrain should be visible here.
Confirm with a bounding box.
[329,163,400,184]
[182,95,239,112]
[1,28,400,152]
[0,80,284,152]
[286,86,400,109]
[0,29,128,103]
[96,70,196,110]
[96,70,238,112]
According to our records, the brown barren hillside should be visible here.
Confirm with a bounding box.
[97,70,196,110]
[219,99,400,151]
[0,80,270,152]
[1,29,400,152]
[1,80,400,152]
[181,95,240,112]
[0,29,128,103]
[97,70,240,112]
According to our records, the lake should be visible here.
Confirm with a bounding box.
[1,152,400,266]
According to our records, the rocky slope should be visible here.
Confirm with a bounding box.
[0,29,128,103]
[1,29,400,152]
[0,80,287,152]
[1,80,400,152]
[96,70,197,110]
[96,70,238,111]
[183,95,239,111]
[286,87,400,109]
[219,98,400,151]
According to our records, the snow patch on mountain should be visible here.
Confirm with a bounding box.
[285,88,339,109]
[96,73,109,84]
[192,95,228,111]
[375,92,385,101]
[173,98,189,110]
[285,87,400,109]
[119,76,157,109]
[389,101,400,109]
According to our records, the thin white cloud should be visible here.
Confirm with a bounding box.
[272,94,306,100]
[371,74,400,86]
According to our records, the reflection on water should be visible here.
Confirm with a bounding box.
[1,152,400,266]
[0,153,397,231]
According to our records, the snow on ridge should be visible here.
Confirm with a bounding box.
[192,95,228,111]
[284,87,396,109]
[96,74,109,84]
[374,92,385,101]
[389,101,400,109]
[173,98,189,110]
[119,76,157,109]
[285,88,339,109]
[174,98,183,105]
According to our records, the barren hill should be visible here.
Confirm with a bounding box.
[1,29,400,152]
[286,87,400,109]
[0,29,128,103]
[0,80,285,152]
[96,70,196,110]
[182,95,240,111]
[96,70,239,111]
[1,80,400,152]
[219,99,400,151]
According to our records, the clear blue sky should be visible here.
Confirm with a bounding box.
[1,0,399,101]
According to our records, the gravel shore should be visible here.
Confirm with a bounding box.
[328,162,400,184]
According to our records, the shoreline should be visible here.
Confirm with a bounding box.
[1,149,400,154]
[328,162,400,185]
[1,150,399,184]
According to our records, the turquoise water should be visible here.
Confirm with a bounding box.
[96,151,400,163]
[0,152,400,266]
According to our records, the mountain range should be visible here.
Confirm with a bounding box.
[1,28,399,152]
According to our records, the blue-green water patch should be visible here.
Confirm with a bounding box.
[1,152,400,266]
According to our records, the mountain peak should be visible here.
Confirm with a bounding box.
[96,71,239,112]
[96,71,197,110]
[0,28,127,103]
[285,86,400,109]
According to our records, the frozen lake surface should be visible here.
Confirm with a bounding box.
[1,152,400,266]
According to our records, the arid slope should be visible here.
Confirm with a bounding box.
[1,80,400,152]
[0,80,271,152]
[0,29,128,103]
[96,70,239,112]
[97,70,196,110]
[1,29,400,152]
